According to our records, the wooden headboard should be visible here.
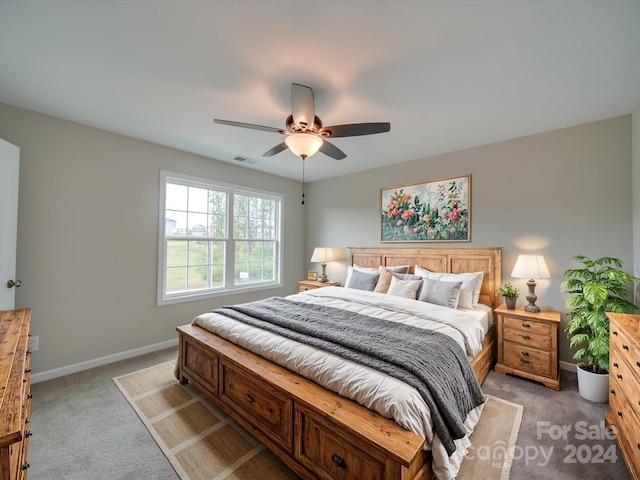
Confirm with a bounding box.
[348,246,502,309]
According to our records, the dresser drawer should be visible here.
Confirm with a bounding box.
[181,337,219,397]
[611,327,640,375]
[610,347,640,415]
[502,341,552,377]
[503,327,551,350]
[503,315,552,336]
[609,381,640,476]
[295,405,385,480]
[219,361,293,452]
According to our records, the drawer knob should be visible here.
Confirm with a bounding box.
[244,393,255,404]
[522,322,530,328]
[613,362,619,368]
[520,359,530,364]
[25,430,32,438]
[636,361,640,368]
[623,344,629,351]
[521,334,530,340]
[613,330,618,336]
[24,367,31,373]
[618,411,623,417]
[617,374,623,380]
[331,453,347,469]
[521,351,529,357]
[21,462,29,471]
[27,393,33,399]
[610,389,616,394]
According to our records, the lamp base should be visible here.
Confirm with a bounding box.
[524,279,540,313]
[318,263,328,283]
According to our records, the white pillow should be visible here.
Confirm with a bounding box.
[387,276,422,299]
[414,265,484,308]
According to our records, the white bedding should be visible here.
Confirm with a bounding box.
[193,286,490,480]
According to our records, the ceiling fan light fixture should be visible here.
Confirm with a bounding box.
[285,133,323,159]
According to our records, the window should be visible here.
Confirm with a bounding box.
[158,171,282,305]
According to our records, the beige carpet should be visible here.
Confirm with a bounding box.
[114,361,522,480]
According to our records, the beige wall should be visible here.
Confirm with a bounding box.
[306,115,633,365]
[0,103,306,375]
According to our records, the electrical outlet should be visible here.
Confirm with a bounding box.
[30,335,39,351]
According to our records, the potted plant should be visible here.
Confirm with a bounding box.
[498,282,519,309]
[561,255,639,402]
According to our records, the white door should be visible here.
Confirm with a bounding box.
[0,138,20,310]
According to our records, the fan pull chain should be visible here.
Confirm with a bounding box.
[301,157,306,205]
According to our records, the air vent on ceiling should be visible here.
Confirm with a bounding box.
[233,156,257,165]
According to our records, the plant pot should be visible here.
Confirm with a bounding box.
[504,297,516,310]
[576,363,609,403]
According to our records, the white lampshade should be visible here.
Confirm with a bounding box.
[511,253,550,280]
[285,133,323,158]
[311,247,336,263]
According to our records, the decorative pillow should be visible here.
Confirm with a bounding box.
[382,265,410,274]
[386,276,422,299]
[418,278,463,309]
[345,265,379,288]
[346,269,379,291]
[374,267,402,293]
[414,265,483,308]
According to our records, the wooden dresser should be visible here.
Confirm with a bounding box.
[494,305,561,390]
[605,313,640,480]
[0,309,32,480]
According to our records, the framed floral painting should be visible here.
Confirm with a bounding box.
[381,174,471,242]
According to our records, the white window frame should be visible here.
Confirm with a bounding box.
[158,170,283,306]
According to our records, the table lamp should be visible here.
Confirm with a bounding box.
[511,253,550,313]
[310,247,336,283]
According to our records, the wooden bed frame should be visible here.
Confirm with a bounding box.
[176,246,502,480]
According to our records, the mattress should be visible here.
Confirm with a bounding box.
[193,286,490,480]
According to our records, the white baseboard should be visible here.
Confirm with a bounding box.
[31,338,179,384]
[559,360,577,372]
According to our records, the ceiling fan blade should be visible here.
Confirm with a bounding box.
[319,122,390,138]
[290,83,315,129]
[319,140,347,160]
[262,142,289,157]
[214,119,285,134]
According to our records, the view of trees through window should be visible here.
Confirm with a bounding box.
[161,172,281,303]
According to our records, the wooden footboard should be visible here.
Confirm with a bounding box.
[177,322,496,480]
[177,323,433,480]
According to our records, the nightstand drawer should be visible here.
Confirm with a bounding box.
[503,315,552,336]
[503,327,552,350]
[297,280,340,292]
[503,342,552,377]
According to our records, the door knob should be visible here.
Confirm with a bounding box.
[7,280,22,288]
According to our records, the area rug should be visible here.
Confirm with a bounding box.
[114,361,523,480]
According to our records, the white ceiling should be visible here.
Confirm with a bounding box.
[1,1,639,182]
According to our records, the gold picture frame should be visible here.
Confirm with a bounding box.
[307,270,318,281]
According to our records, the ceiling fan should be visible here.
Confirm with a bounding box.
[214,83,390,161]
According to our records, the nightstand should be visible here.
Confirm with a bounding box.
[297,280,340,292]
[494,305,561,390]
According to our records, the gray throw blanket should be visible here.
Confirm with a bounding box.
[214,297,485,456]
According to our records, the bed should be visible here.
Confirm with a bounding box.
[176,246,502,480]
